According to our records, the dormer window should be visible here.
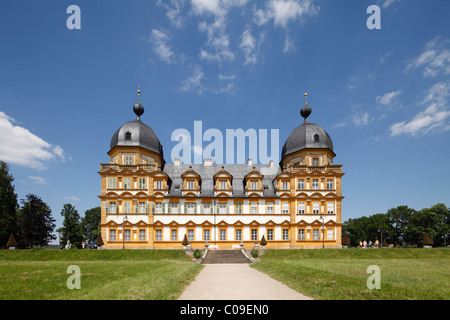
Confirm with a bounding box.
[251,181,257,190]
[188,181,194,190]
[314,134,319,142]
[125,131,132,141]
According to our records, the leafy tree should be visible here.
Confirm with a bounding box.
[386,206,415,245]
[18,194,56,248]
[406,204,447,246]
[0,161,19,247]
[81,206,101,245]
[61,203,83,248]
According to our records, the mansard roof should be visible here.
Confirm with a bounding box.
[163,163,281,198]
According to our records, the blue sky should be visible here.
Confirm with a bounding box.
[0,0,449,238]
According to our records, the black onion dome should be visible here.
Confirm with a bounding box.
[109,99,164,158]
[281,122,334,159]
[281,93,334,159]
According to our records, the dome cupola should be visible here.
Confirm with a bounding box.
[281,93,334,166]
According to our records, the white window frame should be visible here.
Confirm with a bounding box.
[204,229,210,241]
[251,202,258,214]
[298,202,305,214]
[313,202,320,214]
[124,229,131,241]
[187,229,194,242]
[251,229,258,241]
[267,229,273,241]
[327,179,333,190]
[313,229,320,240]
[109,229,116,241]
[123,178,131,189]
[298,229,305,241]
[139,229,146,241]
[171,229,178,241]
[219,229,226,241]
[327,229,334,240]
[298,179,304,190]
[283,229,289,241]
[312,179,319,190]
[282,202,289,214]
[235,229,242,241]
[327,202,334,214]
[155,229,162,241]
[267,202,274,214]
[109,178,116,189]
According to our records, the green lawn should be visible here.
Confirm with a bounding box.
[0,249,203,300]
[251,248,450,300]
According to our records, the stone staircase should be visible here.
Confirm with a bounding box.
[202,249,251,264]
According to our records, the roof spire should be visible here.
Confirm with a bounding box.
[133,85,144,121]
[137,84,141,103]
[300,92,312,123]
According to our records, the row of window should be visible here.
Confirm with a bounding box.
[108,228,334,242]
[105,201,335,215]
[107,177,335,191]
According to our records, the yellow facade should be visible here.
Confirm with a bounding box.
[99,95,344,249]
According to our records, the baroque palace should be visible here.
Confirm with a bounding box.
[99,92,344,249]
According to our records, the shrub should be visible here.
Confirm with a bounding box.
[193,249,203,260]
[182,234,189,246]
[342,233,350,246]
[6,233,18,248]
[250,249,259,258]
[422,233,434,247]
[95,234,104,246]
[260,235,267,246]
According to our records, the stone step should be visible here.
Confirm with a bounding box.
[202,249,251,264]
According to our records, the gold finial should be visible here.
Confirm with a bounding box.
[137,84,141,102]
[304,92,308,104]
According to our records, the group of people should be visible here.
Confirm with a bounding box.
[359,240,380,248]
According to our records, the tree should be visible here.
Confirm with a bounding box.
[95,234,104,247]
[182,234,189,246]
[18,194,56,248]
[422,233,434,247]
[260,235,267,246]
[61,203,83,249]
[386,206,415,245]
[342,232,350,247]
[6,233,18,248]
[81,207,101,245]
[0,161,19,248]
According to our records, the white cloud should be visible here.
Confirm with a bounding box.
[0,112,66,170]
[376,90,402,107]
[240,29,257,65]
[28,176,48,185]
[150,29,177,64]
[381,0,401,9]
[63,196,80,202]
[192,0,249,65]
[352,112,371,126]
[390,81,450,136]
[282,34,295,53]
[180,66,205,95]
[156,0,186,29]
[405,36,450,77]
[254,0,319,28]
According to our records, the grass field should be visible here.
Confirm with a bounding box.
[0,249,203,300]
[251,248,450,300]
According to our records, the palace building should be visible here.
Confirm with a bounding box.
[98,92,344,249]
